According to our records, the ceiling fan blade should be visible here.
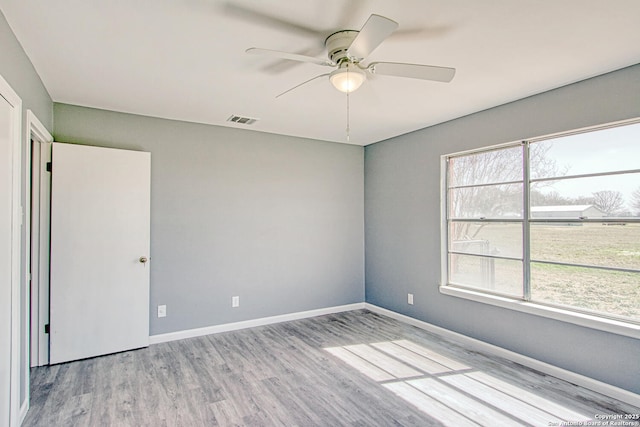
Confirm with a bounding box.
[224,3,326,38]
[247,48,335,67]
[260,46,327,75]
[346,14,398,61]
[368,62,456,82]
[276,73,331,98]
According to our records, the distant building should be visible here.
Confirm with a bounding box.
[530,205,606,219]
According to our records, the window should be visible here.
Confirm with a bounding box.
[442,120,640,328]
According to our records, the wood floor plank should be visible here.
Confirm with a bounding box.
[392,338,471,371]
[342,344,423,379]
[440,373,564,426]
[407,377,522,427]
[371,341,452,374]
[23,309,640,427]
[384,381,477,426]
[466,371,592,422]
[324,346,396,382]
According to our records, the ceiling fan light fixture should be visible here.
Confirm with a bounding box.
[330,63,365,93]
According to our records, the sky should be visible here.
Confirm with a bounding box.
[531,121,640,212]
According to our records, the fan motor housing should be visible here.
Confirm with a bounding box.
[325,30,358,63]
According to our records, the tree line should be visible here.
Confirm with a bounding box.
[532,188,640,216]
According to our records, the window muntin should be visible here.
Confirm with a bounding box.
[444,120,640,324]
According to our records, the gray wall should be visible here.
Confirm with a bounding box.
[53,104,365,335]
[0,11,52,129]
[364,63,640,394]
[0,10,53,409]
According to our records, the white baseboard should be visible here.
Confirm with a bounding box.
[18,399,28,426]
[148,301,639,408]
[149,302,365,345]
[364,303,640,408]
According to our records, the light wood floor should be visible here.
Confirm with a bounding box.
[24,310,639,426]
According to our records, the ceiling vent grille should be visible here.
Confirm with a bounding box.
[227,115,258,125]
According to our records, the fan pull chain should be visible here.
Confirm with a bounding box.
[346,89,351,142]
[346,66,351,142]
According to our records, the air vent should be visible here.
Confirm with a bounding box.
[227,115,258,125]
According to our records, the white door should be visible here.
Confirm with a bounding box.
[1,77,21,427]
[49,142,151,364]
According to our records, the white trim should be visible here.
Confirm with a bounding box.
[28,141,40,368]
[439,154,448,288]
[26,110,51,143]
[23,111,53,426]
[26,111,52,369]
[149,303,365,345]
[1,73,23,427]
[18,400,28,426]
[364,303,640,408]
[439,285,640,339]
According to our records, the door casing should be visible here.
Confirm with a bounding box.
[0,72,23,427]
[27,111,53,368]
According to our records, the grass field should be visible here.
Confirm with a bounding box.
[452,223,640,321]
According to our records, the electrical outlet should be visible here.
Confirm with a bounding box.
[408,293,414,305]
[157,304,167,317]
[232,296,240,308]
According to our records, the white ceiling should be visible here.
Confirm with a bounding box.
[2,0,639,146]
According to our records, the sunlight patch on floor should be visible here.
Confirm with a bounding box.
[383,381,477,426]
[324,339,593,427]
[341,344,423,378]
[404,377,520,426]
[324,347,395,382]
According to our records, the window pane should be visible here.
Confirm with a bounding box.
[530,172,640,217]
[531,263,640,322]
[449,184,523,219]
[449,222,522,259]
[449,253,522,297]
[531,223,640,270]
[531,121,640,179]
[448,146,522,187]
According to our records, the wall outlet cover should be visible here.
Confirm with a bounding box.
[158,304,167,317]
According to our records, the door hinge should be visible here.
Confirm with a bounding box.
[46,162,52,172]
[44,324,50,334]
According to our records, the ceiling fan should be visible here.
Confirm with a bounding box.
[246,14,456,98]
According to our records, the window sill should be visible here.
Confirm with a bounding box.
[439,285,640,340]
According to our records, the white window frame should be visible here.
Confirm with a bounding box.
[439,118,640,340]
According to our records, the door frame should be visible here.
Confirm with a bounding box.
[27,111,52,370]
[0,73,23,427]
